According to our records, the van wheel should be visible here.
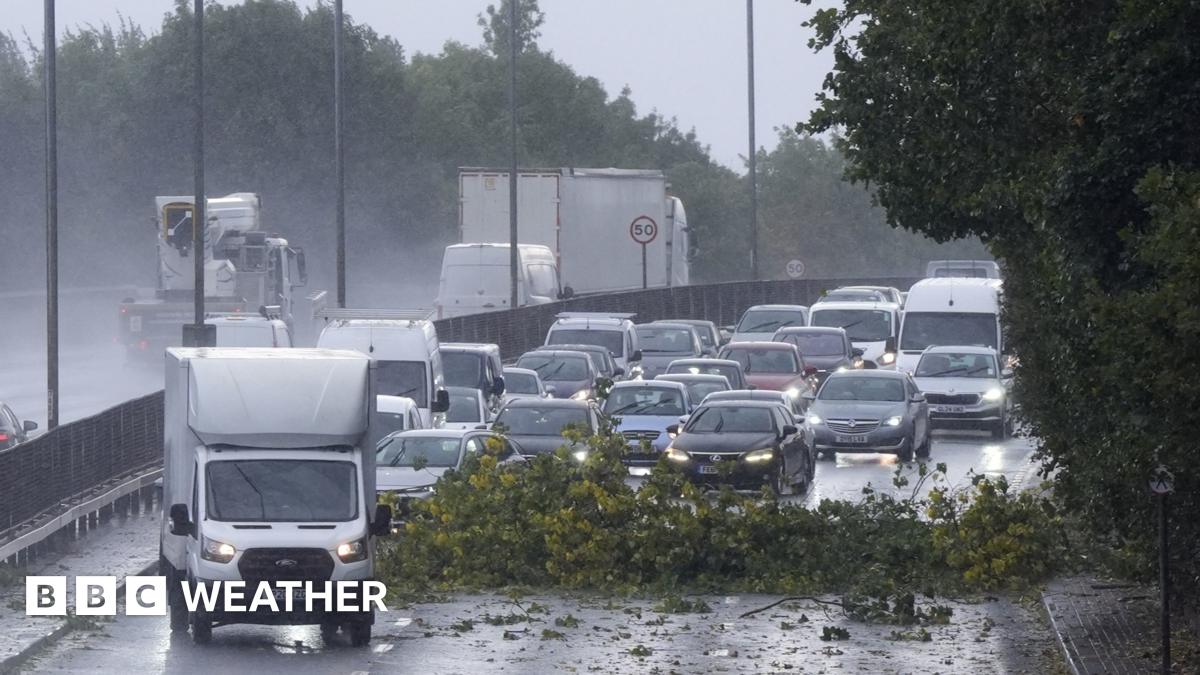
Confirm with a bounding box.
[348,621,371,647]
[169,594,189,632]
[160,558,189,633]
[320,621,339,645]
[191,611,212,644]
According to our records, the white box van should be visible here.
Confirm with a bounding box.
[435,243,563,319]
[316,310,451,427]
[896,278,1003,373]
[924,260,1001,279]
[159,348,390,645]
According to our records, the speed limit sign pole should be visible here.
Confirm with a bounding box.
[630,215,658,289]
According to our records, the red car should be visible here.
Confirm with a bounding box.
[717,342,818,397]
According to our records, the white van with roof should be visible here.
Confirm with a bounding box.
[808,300,901,369]
[896,278,1003,374]
[924,260,1001,279]
[543,313,642,374]
[206,314,293,347]
[316,309,451,427]
[435,243,566,319]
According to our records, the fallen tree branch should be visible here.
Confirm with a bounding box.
[738,596,846,619]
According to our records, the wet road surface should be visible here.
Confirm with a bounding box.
[21,431,1049,674]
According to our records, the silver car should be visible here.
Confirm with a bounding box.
[804,370,930,461]
[911,346,1013,439]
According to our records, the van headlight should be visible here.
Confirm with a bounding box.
[981,387,1004,402]
[336,538,369,563]
[201,536,236,564]
[664,446,690,462]
[743,448,775,463]
[885,415,903,427]
[879,352,896,366]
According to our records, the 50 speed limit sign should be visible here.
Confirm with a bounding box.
[629,216,658,245]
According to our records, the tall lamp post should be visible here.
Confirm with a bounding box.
[44,0,58,429]
[746,0,759,281]
[182,0,213,347]
[508,0,520,312]
[334,0,346,308]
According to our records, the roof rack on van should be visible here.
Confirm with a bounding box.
[554,312,636,320]
[316,308,435,323]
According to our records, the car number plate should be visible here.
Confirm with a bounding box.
[835,435,869,444]
[272,588,305,602]
[933,405,965,413]
[699,465,719,475]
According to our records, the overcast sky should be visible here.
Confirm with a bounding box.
[3,0,835,170]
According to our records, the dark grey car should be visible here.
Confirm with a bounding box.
[491,398,601,457]
[773,326,862,384]
[0,403,38,450]
[653,319,722,354]
[804,370,930,462]
[515,350,598,399]
[635,323,705,379]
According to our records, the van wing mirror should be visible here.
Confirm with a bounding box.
[371,504,393,537]
[557,285,575,300]
[291,246,308,286]
[168,503,194,537]
[431,388,451,413]
[492,376,506,396]
[884,336,897,353]
[630,350,643,362]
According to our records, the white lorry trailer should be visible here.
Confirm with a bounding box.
[458,168,690,295]
[160,348,391,646]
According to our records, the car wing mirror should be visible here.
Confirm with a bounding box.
[851,347,864,358]
[23,420,38,432]
[431,388,451,413]
[803,366,818,377]
[168,503,194,537]
[371,504,393,537]
[1001,368,1014,379]
[781,424,798,438]
[492,376,506,396]
[911,393,926,403]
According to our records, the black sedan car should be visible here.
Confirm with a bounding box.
[491,398,601,459]
[664,400,811,494]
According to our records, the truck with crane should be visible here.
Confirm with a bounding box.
[117,193,306,358]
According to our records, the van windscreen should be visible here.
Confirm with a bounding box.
[376,361,428,406]
[900,312,998,352]
[206,459,357,522]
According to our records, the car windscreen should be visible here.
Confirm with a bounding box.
[900,312,998,351]
[495,407,590,436]
[516,355,589,381]
[547,329,624,357]
[818,377,906,402]
[668,363,740,386]
[206,459,357,522]
[446,393,482,423]
[376,437,463,468]
[776,333,845,356]
[810,309,891,342]
[441,352,482,388]
[376,360,427,407]
[721,348,799,374]
[504,371,540,394]
[635,327,696,354]
[604,388,686,417]
[685,381,729,403]
[685,406,775,434]
[915,352,998,378]
[736,310,805,333]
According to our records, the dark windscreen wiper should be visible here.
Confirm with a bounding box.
[919,367,968,377]
[233,464,267,520]
[745,320,782,332]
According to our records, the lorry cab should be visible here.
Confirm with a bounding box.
[543,313,642,375]
[160,348,392,646]
[315,311,451,428]
[434,243,564,319]
[807,300,902,369]
[438,343,506,415]
[896,278,1003,374]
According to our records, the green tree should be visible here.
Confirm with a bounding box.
[801,0,1200,599]
[478,0,546,57]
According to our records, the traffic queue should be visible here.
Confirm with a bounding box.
[366,265,1011,500]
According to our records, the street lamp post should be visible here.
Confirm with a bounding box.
[746,0,759,281]
[44,0,59,429]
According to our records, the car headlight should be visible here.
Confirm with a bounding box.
[336,538,368,563]
[879,352,896,365]
[785,387,800,399]
[572,449,589,462]
[571,389,591,401]
[836,366,848,373]
[664,446,690,462]
[885,415,903,427]
[981,387,1004,402]
[201,536,236,564]
[743,448,775,463]
[807,412,822,425]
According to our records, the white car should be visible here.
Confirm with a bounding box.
[376,429,519,499]
[502,367,551,402]
[911,346,1013,439]
[728,304,809,343]
[443,386,491,431]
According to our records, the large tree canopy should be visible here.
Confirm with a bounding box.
[803,0,1200,598]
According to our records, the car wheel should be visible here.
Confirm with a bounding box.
[990,415,1008,440]
[772,462,793,496]
[191,610,212,645]
[915,432,932,459]
[321,621,339,644]
[897,437,914,462]
[348,621,372,647]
